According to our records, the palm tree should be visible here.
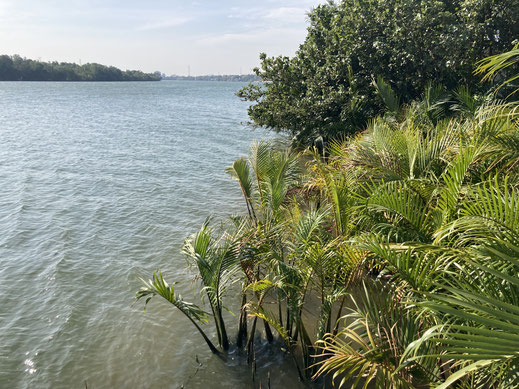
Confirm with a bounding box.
[314,282,440,388]
[136,272,219,354]
[182,220,242,350]
[136,46,519,387]
[137,220,243,354]
[312,93,519,387]
[476,42,519,98]
[408,177,519,388]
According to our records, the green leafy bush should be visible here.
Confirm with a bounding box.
[238,0,519,145]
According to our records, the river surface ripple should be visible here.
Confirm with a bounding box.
[0,81,307,388]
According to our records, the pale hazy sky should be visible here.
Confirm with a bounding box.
[0,0,323,75]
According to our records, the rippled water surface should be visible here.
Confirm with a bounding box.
[0,81,306,388]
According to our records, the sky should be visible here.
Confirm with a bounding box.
[0,0,323,75]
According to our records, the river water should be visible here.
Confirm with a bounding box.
[0,81,307,388]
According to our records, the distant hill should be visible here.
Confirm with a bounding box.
[0,55,162,81]
[163,74,260,82]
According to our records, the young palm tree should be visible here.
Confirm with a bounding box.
[137,220,243,353]
[136,272,220,354]
[314,282,440,388]
[312,93,519,387]
[136,47,519,387]
[410,178,519,388]
[476,42,519,98]
[181,221,243,350]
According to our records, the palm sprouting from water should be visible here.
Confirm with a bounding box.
[136,47,519,387]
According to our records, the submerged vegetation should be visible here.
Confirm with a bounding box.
[137,1,519,387]
[0,55,161,81]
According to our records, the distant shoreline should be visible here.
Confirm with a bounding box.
[163,74,260,82]
[0,79,260,83]
[0,55,161,82]
[0,55,261,83]
[0,79,161,82]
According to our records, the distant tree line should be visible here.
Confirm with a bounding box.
[163,74,260,82]
[0,55,162,81]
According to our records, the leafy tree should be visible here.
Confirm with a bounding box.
[238,0,519,146]
[0,55,16,80]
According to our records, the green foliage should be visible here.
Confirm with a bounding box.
[182,220,243,350]
[0,54,161,81]
[238,0,519,145]
[375,76,401,114]
[314,283,439,388]
[313,100,519,386]
[476,42,519,97]
[136,271,220,354]
[138,45,519,387]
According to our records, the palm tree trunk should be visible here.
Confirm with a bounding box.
[333,295,346,336]
[246,316,258,363]
[185,312,220,354]
[277,295,283,328]
[218,312,230,350]
[237,293,248,348]
[263,319,273,342]
[208,302,223,347]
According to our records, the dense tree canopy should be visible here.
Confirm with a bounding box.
[0,55,162,81]
[238,0,519,146]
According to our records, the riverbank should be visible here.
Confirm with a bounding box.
[0,55,161,81]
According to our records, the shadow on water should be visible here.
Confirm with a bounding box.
[145,282,369,389]
[177,337,324,389]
